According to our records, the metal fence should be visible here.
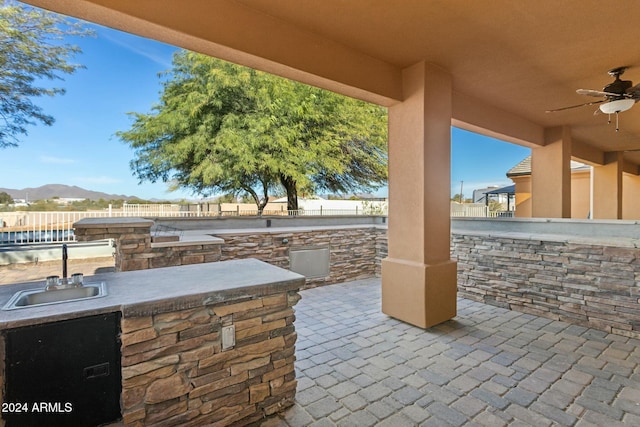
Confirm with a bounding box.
[450,203,514,218]
[1,211,112,245]
[0,204,385,245]
[0,203,515,245]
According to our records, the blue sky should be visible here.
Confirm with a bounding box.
[0,15,530,201]
[451,128,530,199]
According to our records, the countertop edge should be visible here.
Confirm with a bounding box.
[120,276,304,318]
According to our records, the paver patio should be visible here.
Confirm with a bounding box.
[3,263,638,425]
[264,278,640,426]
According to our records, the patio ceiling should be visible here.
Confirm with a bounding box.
[23,0,640,168]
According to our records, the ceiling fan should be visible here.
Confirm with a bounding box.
[546,66,640,131]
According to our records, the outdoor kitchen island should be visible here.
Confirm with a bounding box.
[0,258,304,427]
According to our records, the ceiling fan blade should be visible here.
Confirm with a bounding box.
[576,89,619,97]
[626,83,640,98]
[546,99,606,113]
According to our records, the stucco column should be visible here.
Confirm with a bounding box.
[593,152,623,219]
[531,126,572,218]
[622,173,640,219]
[381,62,457,329]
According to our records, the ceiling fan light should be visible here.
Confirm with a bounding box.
[599,98,635,114]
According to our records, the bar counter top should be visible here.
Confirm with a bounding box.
[0,258,305,329]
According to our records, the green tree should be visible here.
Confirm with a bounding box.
[488,200,505,212]
[451,193,473,203]
[0,191,13,204]
[117,51,387,213]
[0,0,90,148]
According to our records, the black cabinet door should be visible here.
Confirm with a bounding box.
[3,313,122,427]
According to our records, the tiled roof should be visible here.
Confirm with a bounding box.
[506,155,590,177]
[507,156,532,177]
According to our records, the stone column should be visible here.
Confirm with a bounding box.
[593,151,623,219]
[73,217,153,272]
[381,61,457,329]
[531,126,572,218]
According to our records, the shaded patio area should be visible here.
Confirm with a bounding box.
[264,278,640,426]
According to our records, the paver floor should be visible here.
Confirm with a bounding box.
[265,278,640,426]
[2,263,638,425]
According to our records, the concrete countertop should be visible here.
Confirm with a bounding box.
[0,259,305,330]
[74,217,154,228]
[452,228,640,248]
[150,233,224,248]
[199,223,387,236]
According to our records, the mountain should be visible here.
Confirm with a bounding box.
[0,184,140,201]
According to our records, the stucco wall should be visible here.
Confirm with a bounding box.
[623,173,640,220]
[571,170,591,219]
[511,170,591,219]
[512,176,531,218]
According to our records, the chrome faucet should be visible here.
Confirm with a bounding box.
[62,243,68,282]
[45,244,83,290]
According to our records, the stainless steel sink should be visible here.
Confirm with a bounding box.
[2,283,107,310]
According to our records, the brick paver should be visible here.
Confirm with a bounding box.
[4,264,637,425]
[265,278,640,426]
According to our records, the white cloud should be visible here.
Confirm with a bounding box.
[98,28,175,68]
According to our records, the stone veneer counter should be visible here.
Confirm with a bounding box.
[0,259,303,329]
[0,259,305,426]
[452,218,640,339]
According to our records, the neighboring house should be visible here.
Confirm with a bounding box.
[215,195,388,215]
[270,196,387,214]
[507,156,591,218]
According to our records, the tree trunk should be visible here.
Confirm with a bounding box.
[257,197,268,216]
[244,185,269,216]
[279,174,298,212]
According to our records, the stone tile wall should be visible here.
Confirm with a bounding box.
[217,228,385,287]
[375,230,388,277]
[143,243,222,271]
[75,219,640,338]
[74,221,382,286]
[74,223,222,272]
[119,290,300,426]
[453,233,640,339]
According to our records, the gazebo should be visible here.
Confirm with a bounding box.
[484,184,516,213]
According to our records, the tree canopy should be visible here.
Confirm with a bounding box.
[0,0,89,148]
[117,51,388,212]
[0,191,12,204]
